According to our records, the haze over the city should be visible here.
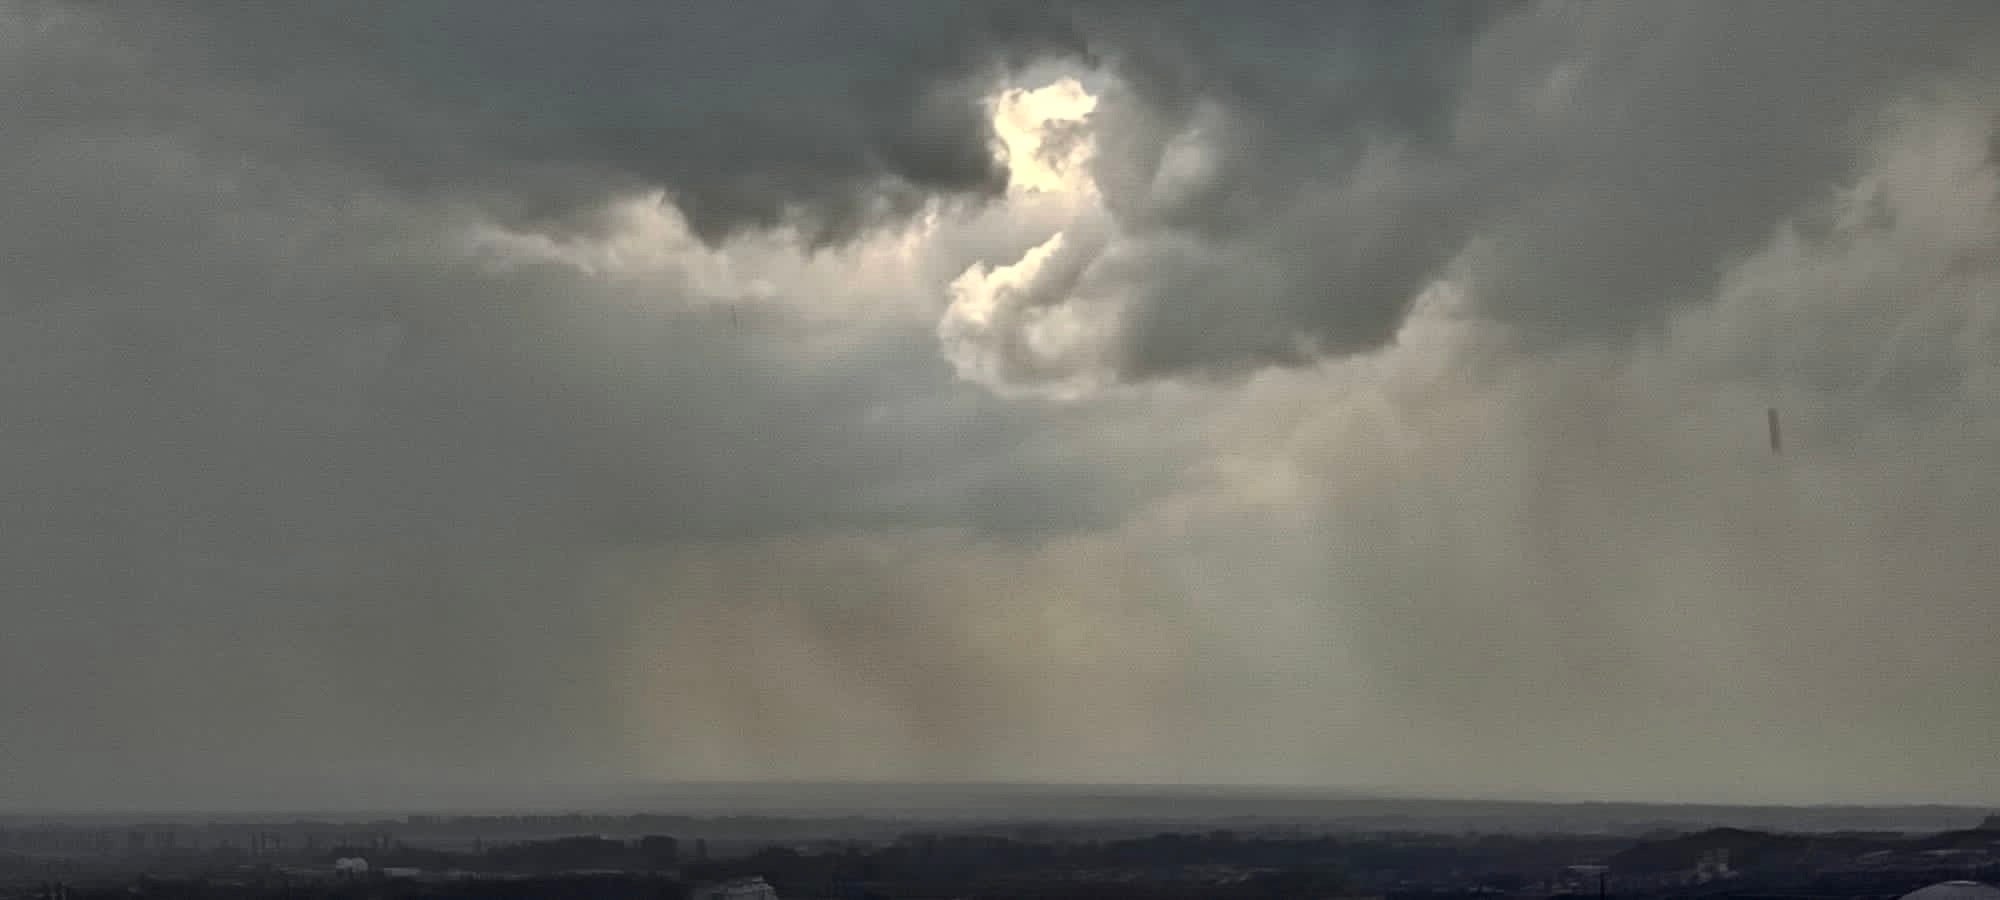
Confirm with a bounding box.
[3,1,1998,812]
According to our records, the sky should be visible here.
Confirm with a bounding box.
[3,0,1999,811]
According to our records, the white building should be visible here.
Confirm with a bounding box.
[690,876,779,900]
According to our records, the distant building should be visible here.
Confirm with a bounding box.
[691,876,779,900]
[1556,865,1609,896]
[1694,848,1733,883]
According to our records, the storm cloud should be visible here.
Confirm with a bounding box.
[1,1,1997,810]
[944,1,2000,385]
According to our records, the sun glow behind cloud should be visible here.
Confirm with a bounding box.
[990,77,1100,198]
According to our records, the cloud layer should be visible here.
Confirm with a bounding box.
[947,1,2000,386]
[1,1,1997,809]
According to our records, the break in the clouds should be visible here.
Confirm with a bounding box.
[1,1,1997,810]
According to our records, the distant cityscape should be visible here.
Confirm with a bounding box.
[2,800,1996,899]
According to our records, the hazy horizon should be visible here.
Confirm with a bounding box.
[4,1,1999,812]
[4,779,1996,822]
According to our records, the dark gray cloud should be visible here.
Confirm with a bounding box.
[957,1,2000,383]
[55,1,1083,247]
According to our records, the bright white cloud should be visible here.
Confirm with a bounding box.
[990,77,1100,197]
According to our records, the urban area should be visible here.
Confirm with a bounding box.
[3,807,1997,900]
